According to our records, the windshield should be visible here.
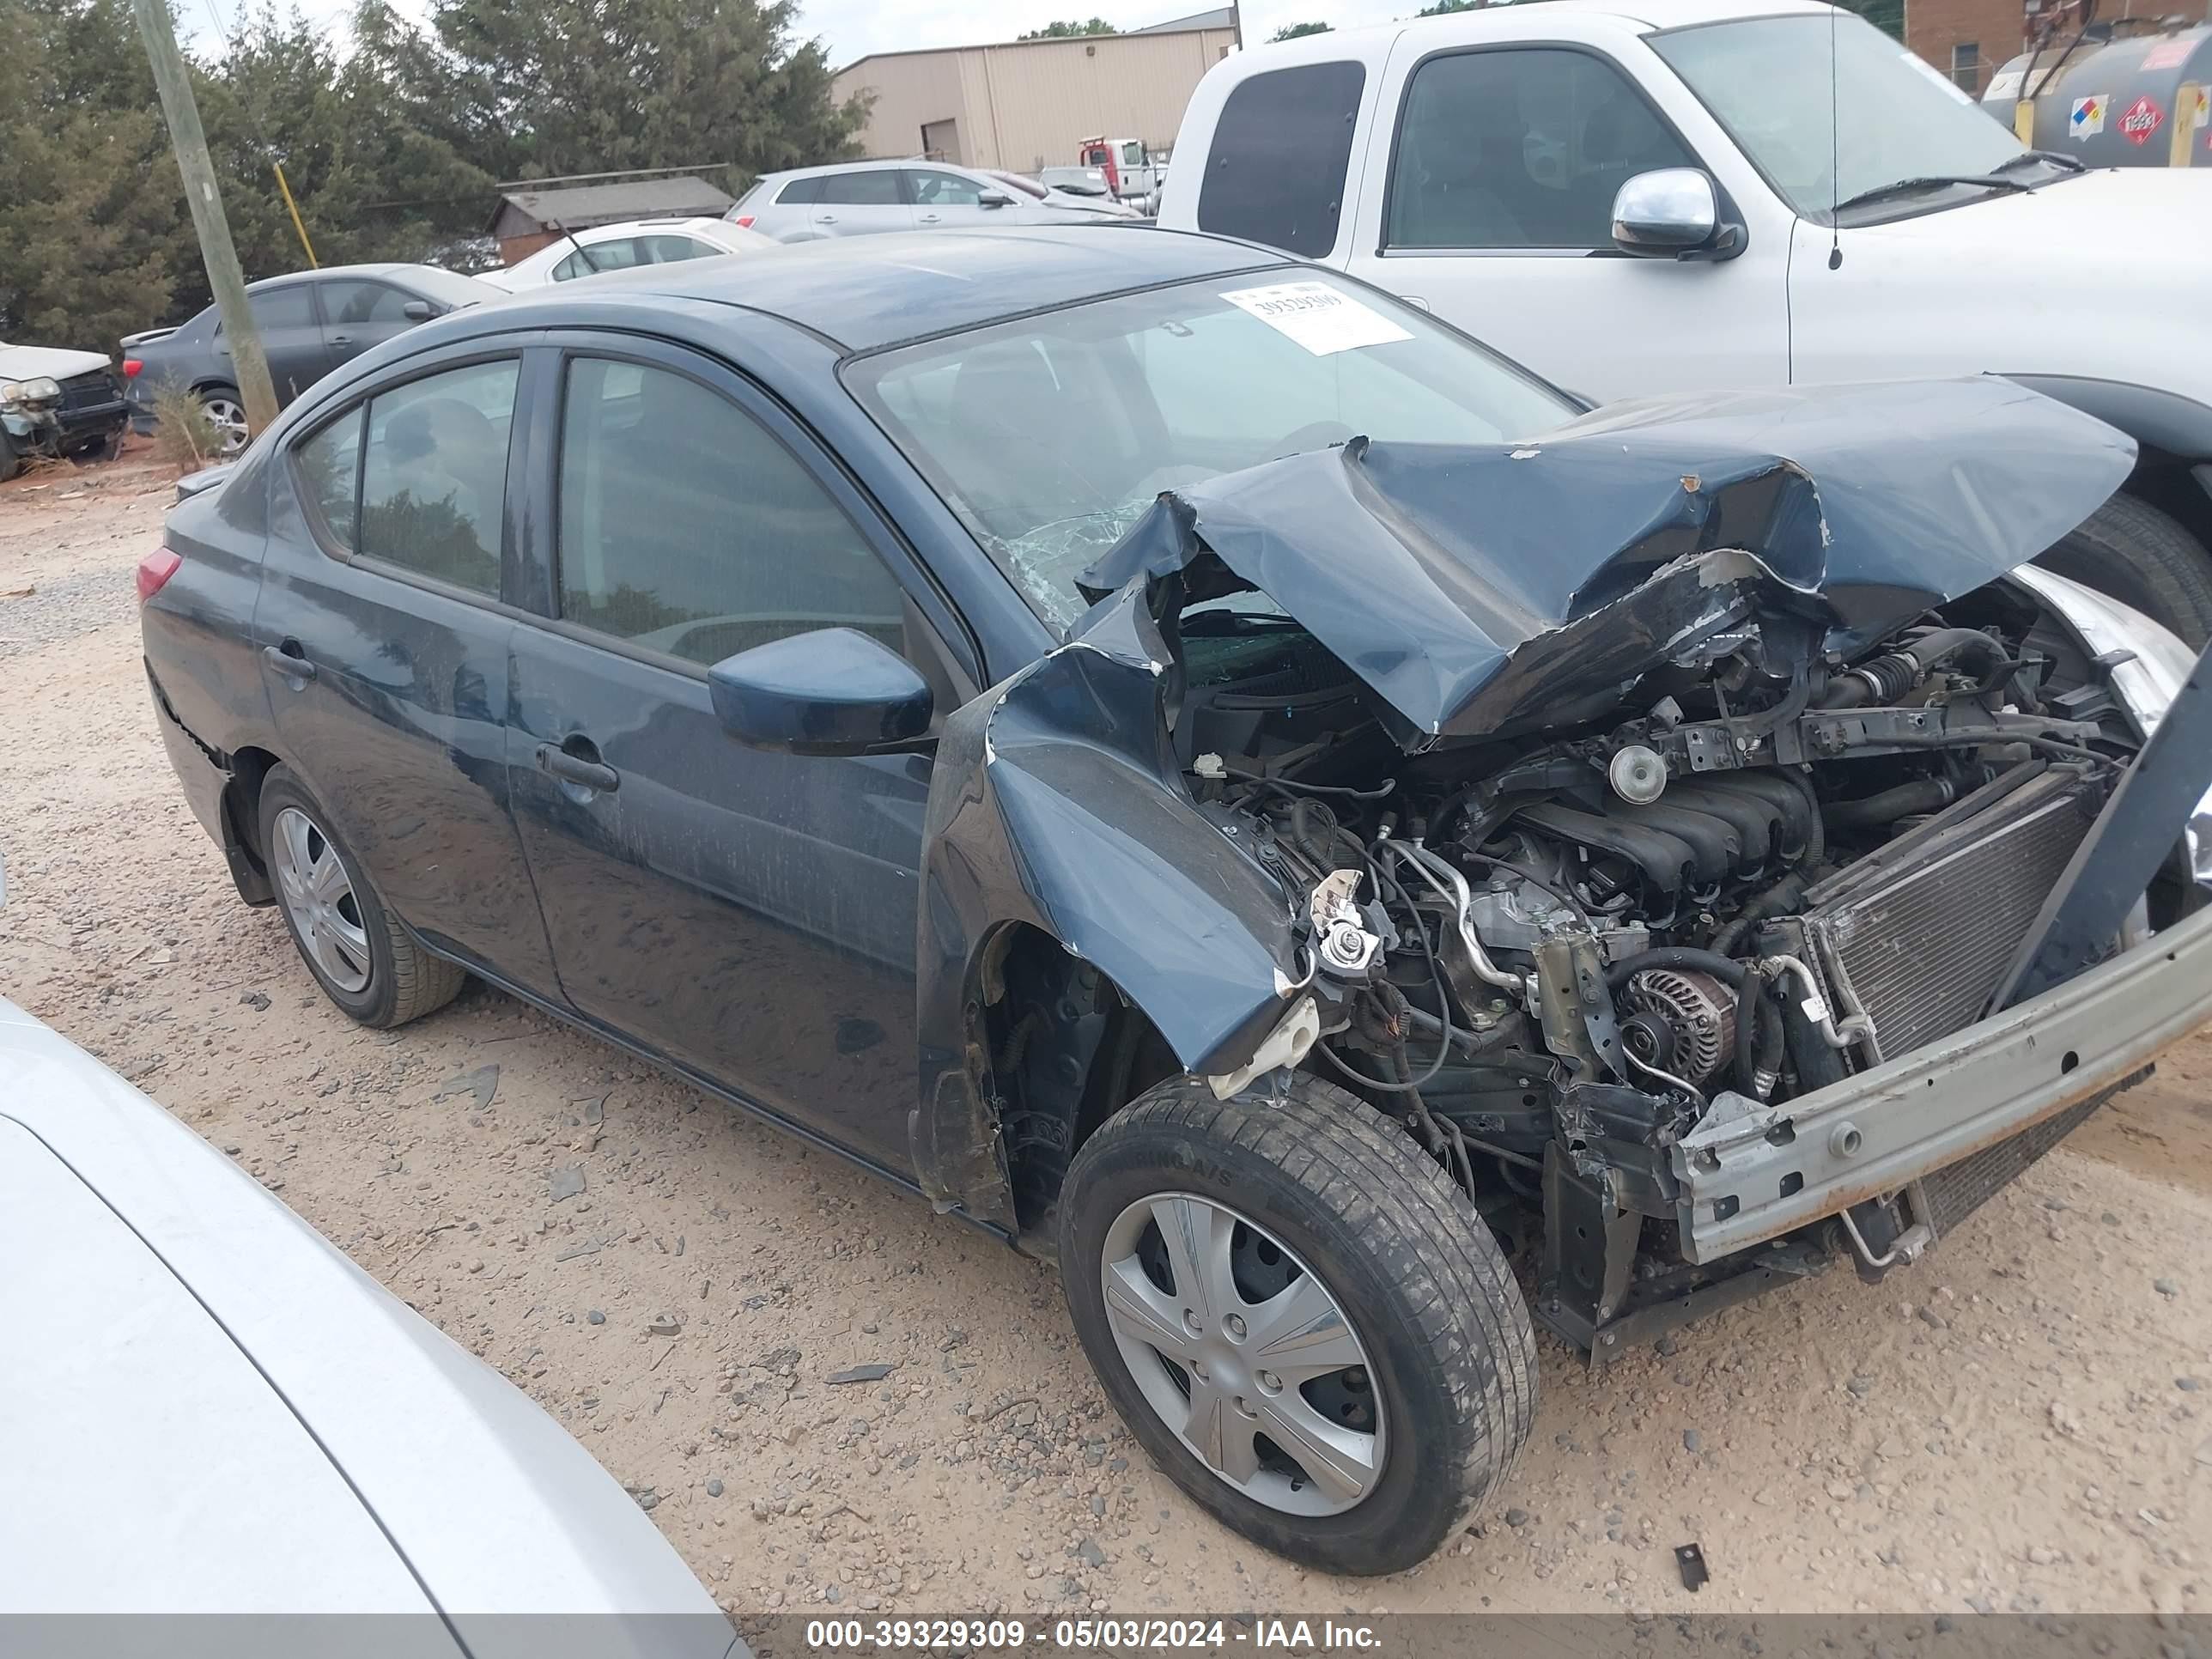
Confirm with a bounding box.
[848,274,1573,629]
[1650,14,2030,221]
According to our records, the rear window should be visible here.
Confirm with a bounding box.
[775,176,823,205]
[1196,61,1366,258]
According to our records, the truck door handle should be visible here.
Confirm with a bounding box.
[817,213,838,224]
[536,742,619,794]
[263,643,316,683]
[917,213,941,223]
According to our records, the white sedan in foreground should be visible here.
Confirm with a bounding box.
[0,870,740,1654]
[479,217,777,294]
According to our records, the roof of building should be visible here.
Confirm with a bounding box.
[489,176,736,237]
[1129,7,1235,31]
[834,9,1231,75]
[489,223,1293,353]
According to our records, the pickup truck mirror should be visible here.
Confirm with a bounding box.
[1612,168,1735,258]
[708,627,933,756]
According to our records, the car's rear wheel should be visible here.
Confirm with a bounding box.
[258,767,465,1027]
[198,385,250,454]
[0,428,19,483]
[2037,492,2212,649]
[1058,1073,1537,1577]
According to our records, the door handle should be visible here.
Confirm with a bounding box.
[817,213,838,224]
[918,213,941,223]
[262,643,316,683]
[536,743,619,794]
[329,332,355,345]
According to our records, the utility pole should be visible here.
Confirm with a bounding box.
[131,0,278,436]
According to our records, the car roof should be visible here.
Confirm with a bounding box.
[494,223,1296,354]
[1255,0,1826,50]
[762,157,963,182]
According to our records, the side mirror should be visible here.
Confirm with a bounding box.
[401,300,434,321]
[1611,168,1735,258]
[979,191,1012,209]
[708,627,933,756]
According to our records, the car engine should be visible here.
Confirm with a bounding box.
[1179,580,2145,1273]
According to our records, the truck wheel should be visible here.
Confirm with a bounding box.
[1059,1073,1537,1576]
[2037,494,2212,649]
[258,766,465,1028]
[0,428,19,483]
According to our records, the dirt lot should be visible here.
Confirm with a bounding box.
[3,451,2210,1624]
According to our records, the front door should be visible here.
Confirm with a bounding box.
[314,278,428,375]
[1343,39,1792,401]
[504,343,946,1171]
[254,351,562,995]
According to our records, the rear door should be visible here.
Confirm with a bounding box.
[503,336,969,1171]
[808,169,917,239]
[252,348,561,996]
[220,283,331,404]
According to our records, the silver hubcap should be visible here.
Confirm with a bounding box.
[270,806,372,994]
[203,397,248,453]
[1100,1193,1384,1516]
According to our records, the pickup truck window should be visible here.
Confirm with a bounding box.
[1650,14,2027,222]
[1195,60,1365,258]
[1387,47,1695,250]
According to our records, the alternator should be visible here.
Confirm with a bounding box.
[1622,967,1737,1085]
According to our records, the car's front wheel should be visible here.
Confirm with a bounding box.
[258,767,465,1027]
[1059,1073,1537,1577]
[2037,492,2212,649]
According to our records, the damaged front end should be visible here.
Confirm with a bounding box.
[917,377,2212,1355]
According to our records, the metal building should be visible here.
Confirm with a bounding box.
[830,18,1239,172]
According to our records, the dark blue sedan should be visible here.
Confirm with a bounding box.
[139,223,2190,1577]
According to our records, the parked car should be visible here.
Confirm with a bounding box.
[477,217,778,293]
[137,226,2212,1577]
[1037,164,1124,203]
[988,169,1144,219]
[0,871,738,1645]
[1,338,128,479]
[126,263,501,453]
[1159,0,2212,645]
[728,159,1126,241]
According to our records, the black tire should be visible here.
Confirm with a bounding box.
[2037,493,2212,649]
[1058,1073,1537,1576]
[257,766,465,1028]
[0,428,19,483]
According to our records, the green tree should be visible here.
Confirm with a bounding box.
[1018,17,1116,37]
[1270,21,1332,39]
[1415,0,1483,12]
[1836,0,1904,40]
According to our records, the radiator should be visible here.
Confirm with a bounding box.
[1917,1068,2148,1235]
[1802,768,2103,1065]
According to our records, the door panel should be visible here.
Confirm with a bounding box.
[317,279,426,372]
[222,284,331,404]
[255,357,560,995]
[504,347,937,1170]
[1345,39,1793,401]
[809,169,916,238]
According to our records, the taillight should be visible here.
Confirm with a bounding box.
[137,545,182,604]
[122,358,143,378]
[732,214,755,229]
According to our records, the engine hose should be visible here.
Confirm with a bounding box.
[1824,776,1956,830]
[1729,981,1787,1100]
[1820,628,2007,709]
[1708,870,1814,959]
[1602,946,1747,993]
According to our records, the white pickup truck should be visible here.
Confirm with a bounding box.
[1159,0,2212,642]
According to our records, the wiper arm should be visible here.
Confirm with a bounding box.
[1832,173,2036,213]
[1996,148,2086,174]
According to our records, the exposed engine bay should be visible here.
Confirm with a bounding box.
[1174,575,2160,1351]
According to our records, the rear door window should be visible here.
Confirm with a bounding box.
[816,170,904,205]
[775,176,823,205]
[1196,61,1366,257]
[356,360,520,595]
[1386,48,1696,249]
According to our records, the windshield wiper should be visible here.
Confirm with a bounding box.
[1832,173,2036,214]
[1996,148,2086,174]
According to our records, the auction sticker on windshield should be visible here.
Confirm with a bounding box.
[1220,282,1413,356]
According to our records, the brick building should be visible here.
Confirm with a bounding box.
[1899,0,2030,94]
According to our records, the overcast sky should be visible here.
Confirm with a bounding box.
[219,0,1416,71]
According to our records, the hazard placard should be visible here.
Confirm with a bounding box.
[2118,94,2165,146]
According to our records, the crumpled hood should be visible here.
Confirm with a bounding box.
[0,343,111,383]
[1079,377,2134,747]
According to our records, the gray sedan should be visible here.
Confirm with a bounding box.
[729,158,1131,242]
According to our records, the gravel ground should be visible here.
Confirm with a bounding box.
[3,454,2209,1625]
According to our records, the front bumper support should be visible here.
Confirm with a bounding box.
[1672,903,2212,1264]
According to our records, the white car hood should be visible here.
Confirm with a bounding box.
[0,1000,737,1657]
[0,343,111,382]
[1860,167,2212,260]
